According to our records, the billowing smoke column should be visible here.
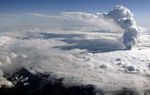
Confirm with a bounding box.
[105,5,141,49]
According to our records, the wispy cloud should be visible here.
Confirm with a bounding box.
[26,13,64,19]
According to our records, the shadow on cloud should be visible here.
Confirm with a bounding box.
[39,33,83,39]
[56,39,125,53]
[24,32,126,53]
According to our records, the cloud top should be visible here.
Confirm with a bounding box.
[106,5,134,21]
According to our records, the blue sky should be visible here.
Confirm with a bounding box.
[0,0,149,14]
[0,0,149,27]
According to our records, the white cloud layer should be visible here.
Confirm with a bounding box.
[0,25,149,92]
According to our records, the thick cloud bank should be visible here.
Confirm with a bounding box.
[0,24,150,93]
[63,5,142,49]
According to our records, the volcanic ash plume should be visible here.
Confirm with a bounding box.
[106,5,142,49]
[61,5,142,49]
